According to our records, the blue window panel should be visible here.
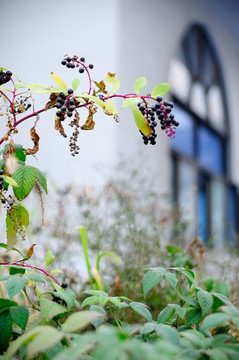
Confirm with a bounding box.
[197,174,208,244]
[197,125,224,174]
[227,185,237,243]
[210,179,225,247]
[171,106,194,157]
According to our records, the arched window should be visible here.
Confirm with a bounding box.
[169,24,238,247]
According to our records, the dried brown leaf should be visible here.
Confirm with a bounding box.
[93,80,108,94]
[81,113,95,130]
[45,93,58,110]
[25,120,40,155]
[55,118,67,137]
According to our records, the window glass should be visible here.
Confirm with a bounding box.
[197,125,224,174]
[207,85,225,132]
[197,174,208,244]
[171,106,194,157]
[169,59,191,103]
[189,82,207,119]
[210,179,225,247]
[227,185,238,243]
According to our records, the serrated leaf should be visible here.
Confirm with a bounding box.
[2,175,18,187]
[157,306,174,323]
[46,250,55,267]
[134,77,147,94]
[169,304,186,320]
[140,322,156,335]
[197,290,213,315]
[130,302,152,322]
[40,297,67,321]
[108,297,121,308]
[105,72,120,92]
[211,292,232,306]
[10,305,29,330]
[131,106,153,138]
[180,296,200,307]
[121,97,141,109]
[35,168,47,194]
[155,324,180,345]
[25,273,46,283]
[186,308,202,325]
[51,73,67,91]
[6,275,28,299]
[12,165,36,199]
[103,99,117,116]
[27,327,63,359]
[0,299,18,310]
[50,290,76,309]
[81,296,99,308]
[6,205,29,250]
[143,270,164,297]
[151,83,170,98]
[72,78,80,91]
[200,313,231,330]
[0,311,12,353]
[62,311,101,333]
[206,348,229,360]
[165,272,178,289]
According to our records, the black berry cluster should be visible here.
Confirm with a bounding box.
[55,91,76,121]
[0,170,4,191]
[52,282,68,304]
[138,97,179,145]
[61,55,94,74]
[0,70,12,85]
[0,170,15,210]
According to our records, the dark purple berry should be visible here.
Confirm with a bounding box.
[67,111,73,117]
[61,282,68,289]
[89,64,94,69]
[59,92,66,99]
[80,57,85,62]
[56,111,62,117]
[66,63,71,68]
[156,96,162,102]
[68,105,74,112]
[67,89,74,94]
[61,60,67,65]
[55,103,62,109]
[139,106,145,112]
[57,97,64,104]
[165,106,172,114]
[0,170,4,175]
[61,106,66,112]
[66,57,72,62]
[79,67,84,73]
[6,70,12,77]
[69,98,75,105]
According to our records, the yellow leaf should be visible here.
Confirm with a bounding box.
[103,99,117,116]
[105,72,120,92]
[131,106,153,138]
[50,73,67,91]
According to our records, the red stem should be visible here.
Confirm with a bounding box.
[0,262,61,286]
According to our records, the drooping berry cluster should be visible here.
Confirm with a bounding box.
[61,55,94,74]
[0,70,12,85]
[138,96,179,145]
[69,110,80,156]
[55,90,76,121]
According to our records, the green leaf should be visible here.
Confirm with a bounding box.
[157,306,174,323]
[186,307,202,325]
[0,311,12,353]
[51,73,67,91]
[12,165,36,199]
[25,273,46,283]
[40,297,68,321]
[143,270,164,297]
[211,292,232,306]
[130,302,152,322]
[140,322,156,335]
[165,272,178,290]
[50,269,63,275]
[197,290,213,315]
[131,106,153,138]
[72,78,80,92]
[27,327,63,359]
[2,175,18,187]
[108,297,121,308]
[180,296,200,307]
[200,313,231,330]
[46,250,55,267]
[121,97,141,109]
[6,205,29,250]
[35,168,47,194]
[206,348,229,360]
[10,305,29,330]
[103,99,117,115]
[0,299,18,310]
[81,296,99,308]
[49,290,76,309]
[155,324,180,345]
[62,311,101,333]
[6,275,28,299]
[105,72,120,92]
[10,267,25,275]
[169,304,186,320]
[77,94,105,108]
[151,83,170,98]
[89,305,106,328]
[134,77,147,94]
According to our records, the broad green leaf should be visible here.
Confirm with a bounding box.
[0,299,18,310]
[25,273,46,283]
[10,266,25,275]
[40,297,67,321]
[186,308,202,325]
[51,73,67,91]
[48,290,76,309]
[180,330,206,348]
[151,83,170,98]
[155,324,180,345]
[84,289,108,297]
[134,77,147,94]
[52,339,94,360]
[140,322,156,335]
[143,270,164,297]
[165,272,178,290]
[157,306,174,323]
[10,305,29,330]
[46,250,55,267]
[2,175,18,187]
[131,106,153,138]
[180,296,200,308]
[6,205,29,250]
[103,99,117,115]
[211,292,232,306]
[27,327,63,359]
[130,302,152,322]
[108,297,121,308]
[12,165,36,199]
[4,325,56,360]
[197,290,213,315]
[89,305,106,328]
[0,311,12,353]
[81,296,99,308]
[169,304,186,320]
[62,311,101,333]
[105,72,120,92]
[206,348,229,360]
[72,78,80,91]
[200,313,231,330]
[35,168,47,194]
[6,275,28,299]
[121,97,141,109]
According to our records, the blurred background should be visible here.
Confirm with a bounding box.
[1,0,239,251]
